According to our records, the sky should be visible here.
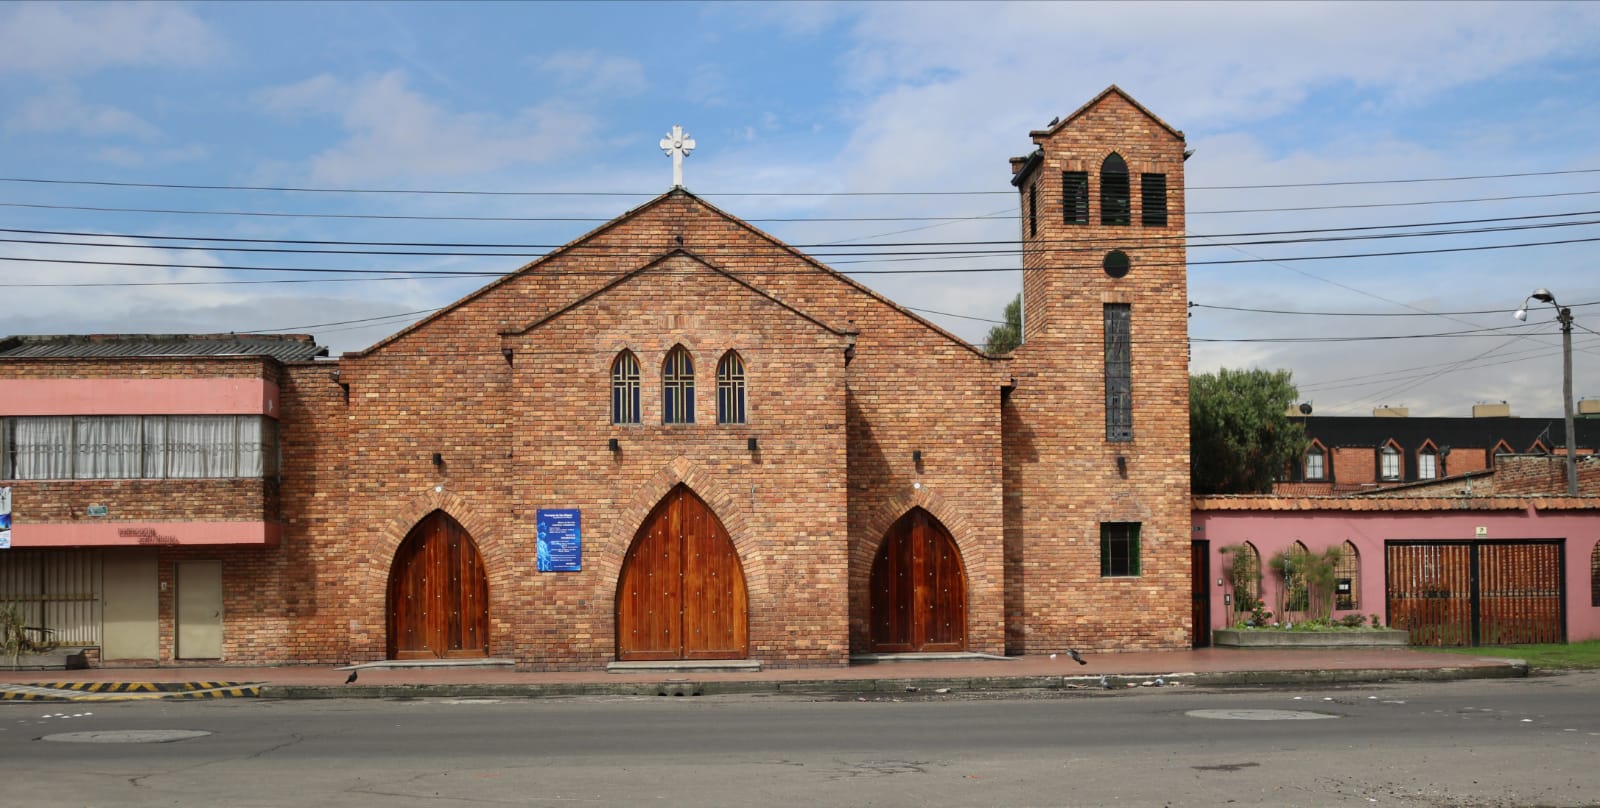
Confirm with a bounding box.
[2,1,1599,418]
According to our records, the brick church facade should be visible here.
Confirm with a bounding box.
[0,87,1193,668]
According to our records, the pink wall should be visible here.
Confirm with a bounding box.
[0,378,279,417]
[10,521,281,547]
[1194,508,1600,642]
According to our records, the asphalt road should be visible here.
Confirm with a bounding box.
[2,673,1597,807]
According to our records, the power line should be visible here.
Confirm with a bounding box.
[7,212,1600,260]
[8,187,1600,223]
[1191,299,1600,317]
[8,231,1600,279]
[4,165,1596,195]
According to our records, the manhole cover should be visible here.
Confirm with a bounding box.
[43,730,213,744]
[1186,709,1336,721]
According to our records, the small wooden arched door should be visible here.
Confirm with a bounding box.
[387,511,489,659]
[616,485,748,661]
[870,508,966,652]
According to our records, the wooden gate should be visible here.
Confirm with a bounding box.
[1191,540,1211,648]
[616,485,748,661]
[870,508,966,653]
[1386,541,1564,646]
[387,511,489,660]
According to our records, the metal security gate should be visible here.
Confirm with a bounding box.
[0,550,102,646]
[1386,541,1564,646]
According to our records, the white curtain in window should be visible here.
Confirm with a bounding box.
[141,416,167,478]
[237,417,265,477]
[167,416,237,478]
[73,415,141,479]
[13,417,72,479]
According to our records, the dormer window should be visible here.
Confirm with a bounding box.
[1418,447,1438,480]
[1380,445,1402,481]
[1100,154,1130,226]
[1305,445,1326,481]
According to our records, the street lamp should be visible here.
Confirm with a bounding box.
[1514,288,1578,496]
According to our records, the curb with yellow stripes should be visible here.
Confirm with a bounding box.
[0,681,261,701]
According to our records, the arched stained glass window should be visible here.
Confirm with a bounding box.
[717,351,746,425]
[662,346,695,424]
[611,351,640,425]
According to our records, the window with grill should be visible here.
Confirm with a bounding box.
[1100,154,1130,226]
[1591,542,1600,607]
[1028,182,1038,237]
[1284,542,1311,613]
[1104,304,1132,441]
[1140,173,1167,227]
[1229,542,1263,612]
[611,351,641,424]
[1062,171,1089,225]
[1100,522,1141,577]
[662,345,695,424]
[1380,445,1401,480]
[1335,541,1360,610]
[1,415,277,480]
[717,351,746,425]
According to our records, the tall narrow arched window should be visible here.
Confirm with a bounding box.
[1283,542,1311,614]
[1335,541,1361,610]
[611,351,640,424]
[1230,542,1262,614]
[1100,153,1130,226]
[662,345,695,424]
[717,351,746,425]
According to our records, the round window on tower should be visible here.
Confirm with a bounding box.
[1103,249,1130,279]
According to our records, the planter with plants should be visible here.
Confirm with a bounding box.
[1214,613,1411,648]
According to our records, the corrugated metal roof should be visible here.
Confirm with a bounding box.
[0,334,328,362]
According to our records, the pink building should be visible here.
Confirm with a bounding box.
[1193,491,1600,646]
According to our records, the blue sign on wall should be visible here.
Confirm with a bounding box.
[536,509,581,572]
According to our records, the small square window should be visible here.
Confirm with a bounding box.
[1100,522,1141,577]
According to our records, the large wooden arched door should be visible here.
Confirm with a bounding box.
[616,485,748,661]
[387,511,489,660]
[870,508,966,652]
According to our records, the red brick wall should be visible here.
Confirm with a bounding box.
[1004,89,1193,653]
[276,195,1007,669]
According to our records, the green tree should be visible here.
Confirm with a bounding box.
[984,294,1022,354]
[1190,367,1306,494]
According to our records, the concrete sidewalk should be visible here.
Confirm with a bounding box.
[0,647,1527,702]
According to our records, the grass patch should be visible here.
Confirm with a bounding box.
[1427,639,1600,670]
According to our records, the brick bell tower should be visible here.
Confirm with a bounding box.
[1002,86,1193,653]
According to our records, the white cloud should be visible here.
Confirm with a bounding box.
[7,87,160,139]
[0,3,222,75]
[536,50,647,97]
[256,71,600,183]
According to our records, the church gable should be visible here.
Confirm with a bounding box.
[351,189,991,367]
